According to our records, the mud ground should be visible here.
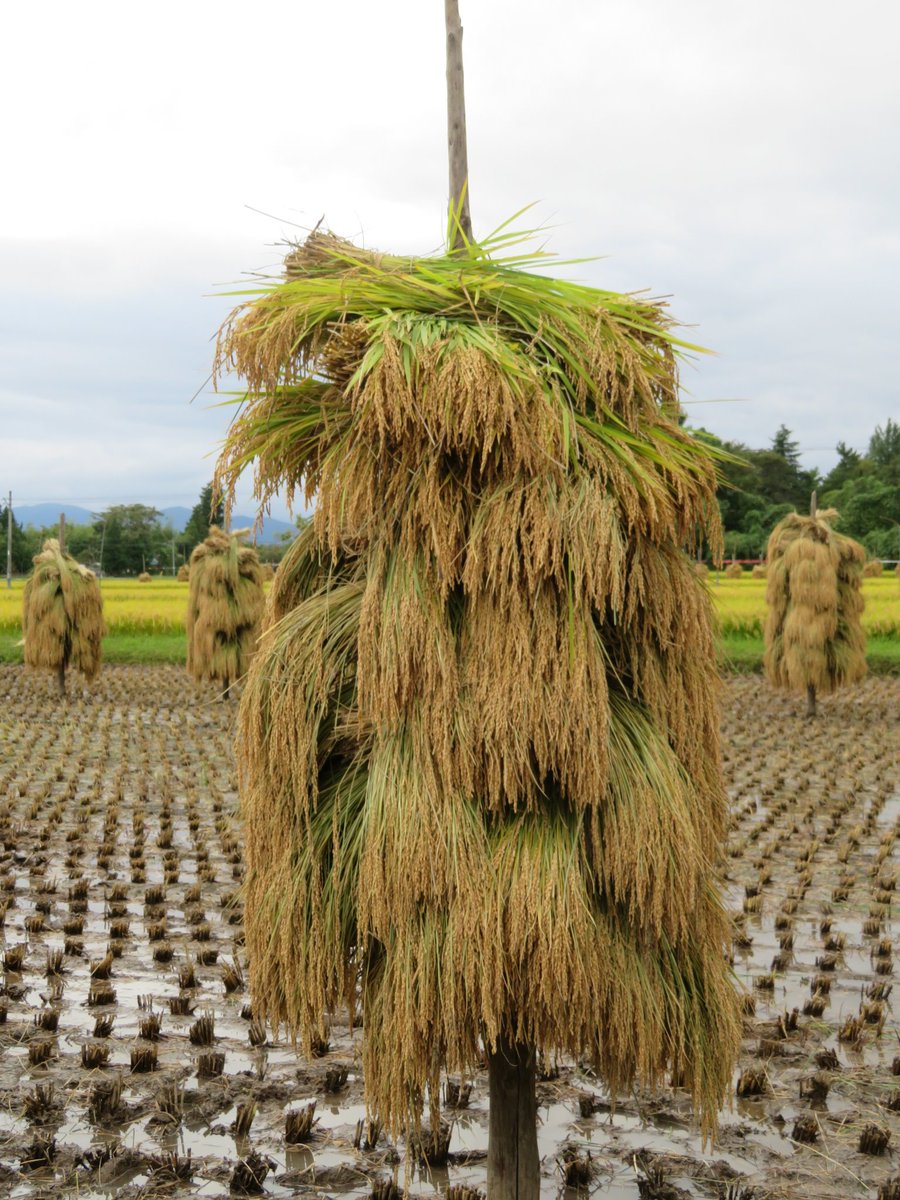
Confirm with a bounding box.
[0,665,896,1199]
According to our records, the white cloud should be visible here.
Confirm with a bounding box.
[1,0,897,511]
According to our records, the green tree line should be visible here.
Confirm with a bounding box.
[2,484,289,576]
[4,423,897,574]
[694,418,899,561]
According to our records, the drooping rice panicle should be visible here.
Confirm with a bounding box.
[215,228,741,1141]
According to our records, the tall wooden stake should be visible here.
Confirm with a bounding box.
[445,0,473,249]
[444,4,536,1192]
[806,490,818,719]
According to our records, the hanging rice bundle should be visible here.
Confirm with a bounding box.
[186,526,264,687]
[863,560,883,578]
[763,510,866,701]
[177,563,190,582]
[22,539,105,687]
[724,562,743,579]
[214,230,740,1141]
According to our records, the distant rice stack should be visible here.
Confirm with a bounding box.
[186,526,264,688]
[137,572,153,583]
[863,560,883,578]
[693,561,709,577]
[764,510,866,705]
[177,564,190,582]
[752,565,767,579]
[725,562,744,579]
[214,232,740,1142]
[22,539,105,690]
[260,563,275,582]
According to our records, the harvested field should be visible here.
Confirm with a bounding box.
[0,665,896,1198]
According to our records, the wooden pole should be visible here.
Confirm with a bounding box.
[445,0,473,249]
[445,10,538,1189]
[486,1035,540,1200]
[58,512,66,555]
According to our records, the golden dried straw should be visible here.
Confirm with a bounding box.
[214,229,740,1141]
[186,525,264,685]
[764,509,866,695]
[22,539,105,682]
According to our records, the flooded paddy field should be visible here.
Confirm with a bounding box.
[0,665,896,1199]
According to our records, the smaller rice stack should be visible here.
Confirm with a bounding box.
[764,510,866,695]
[725,562,743,579]
[186,526,264,685]
[22,539,105,682]
[177,563,190,582]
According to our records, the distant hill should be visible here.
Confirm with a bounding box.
[160,506,193,531]
[14,504,295,545]
[16,504,95,528]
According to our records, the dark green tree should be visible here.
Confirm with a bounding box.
[756,426,819,508]
[770,424,801,465]
[94,505,167,575]
[826,475,900,545]
[821,441,867,495]
[178,483,224,558]
[64,524,101,564]
[868,418,900,487]
[0,505,31,573]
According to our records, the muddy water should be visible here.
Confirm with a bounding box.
[0,666,896,1198]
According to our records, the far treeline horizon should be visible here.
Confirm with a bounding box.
[3,418,899,576]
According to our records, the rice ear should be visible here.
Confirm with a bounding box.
[22,539,105,682]
[221,228,740,1143]
[764,509,866,694]
[186,525,265,684]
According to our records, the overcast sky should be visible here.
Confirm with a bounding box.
[2,0,897,521]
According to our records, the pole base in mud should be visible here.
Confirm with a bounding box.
[487,1036,540,1200]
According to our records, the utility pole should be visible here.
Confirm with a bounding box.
[6,491,11,589]
[171,538,176,576]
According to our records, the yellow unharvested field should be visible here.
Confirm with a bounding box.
[1,574,897,636]
[2,579,195,635]
[703,573,899,636]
